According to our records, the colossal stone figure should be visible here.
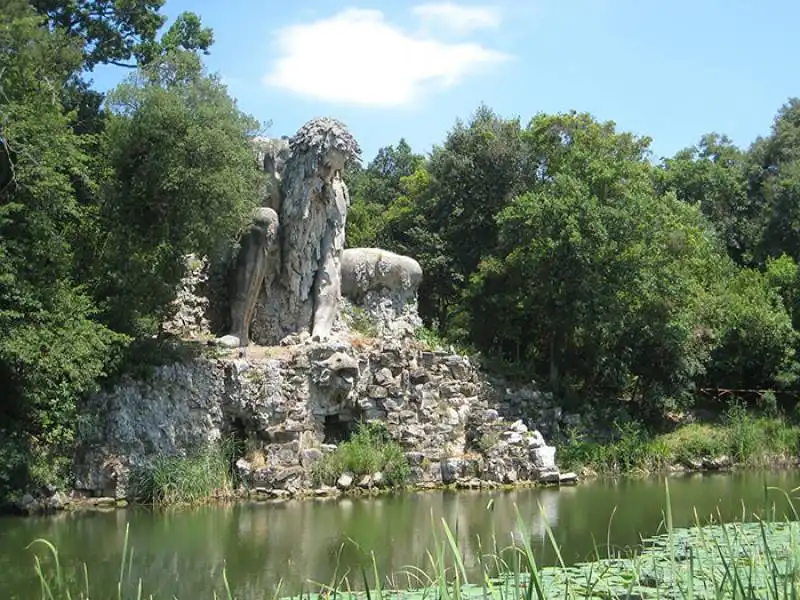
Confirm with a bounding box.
[246,118,361,344]
[221,120,361,347]
[218,137,288,347]
[215,118,362,346]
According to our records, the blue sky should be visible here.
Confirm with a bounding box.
[92,0,800,163]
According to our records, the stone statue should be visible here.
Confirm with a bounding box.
[245,118,361,344]
[217,138,287,348]
[279,118,361,340]
[253,136,290,212]
[340,248,424,337]
[220,118,361,347]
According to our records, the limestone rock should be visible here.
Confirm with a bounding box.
[441,458,463,484]
[235,458,252,480]
[559,472,579,485]
[215,334,241,348]
[73,335,564,499]
[341,248,422,300]
[337,472,354,490]
[162,254,210,338]
[531,446,557,471]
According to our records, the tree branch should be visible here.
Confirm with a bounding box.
[106,60,137,68]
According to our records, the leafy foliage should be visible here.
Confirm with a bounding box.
[30,0,213,68]
[312,422,410,487]
[0,2,259,499]
[0,1,125,496]
[127,440,235,505]
[347,102,800,421]
[468,114,725,412]
[96,51,262,335]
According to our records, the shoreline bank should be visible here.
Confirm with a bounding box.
[7,458,800,517]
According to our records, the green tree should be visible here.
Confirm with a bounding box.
[656,133,755,264]
[0,1,123,495]
[764,253,800,327]
[468,112,727,415]
[702,267,799,393]
[346,139,424,248]
[30,0,213,68]
[95,50,263,336]
[378,105,529,334]
[747,99,800,265]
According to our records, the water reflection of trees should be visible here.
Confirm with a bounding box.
[3,473,800,599]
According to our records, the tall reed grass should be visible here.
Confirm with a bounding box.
[26,480,800,599]
[126,439,236,505]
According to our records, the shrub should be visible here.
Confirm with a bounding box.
[660,423,727,464]
[558,420,671,474]
[312,422,410,487]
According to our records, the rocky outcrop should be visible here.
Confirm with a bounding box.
[162,255,211,338]
[341,248,422,302]
[73,336,570,500]
[340,249,423,337]
[74,117,573,506]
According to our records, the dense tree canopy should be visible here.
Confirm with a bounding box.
[0,0,257,498]
[29,0,212,68]
[96,51,262,335]
[346,102,800,420]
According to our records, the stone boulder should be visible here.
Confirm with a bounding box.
[341,248,422,301]
[340,249,423,337]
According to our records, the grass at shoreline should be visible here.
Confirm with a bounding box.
[24,481,800,599]
[558,406,800,476]
[126,440,236,505]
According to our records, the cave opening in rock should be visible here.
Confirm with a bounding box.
[322,414,355,445]
[228,416,250,463]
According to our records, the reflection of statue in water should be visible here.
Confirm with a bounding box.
[222,118,361,346]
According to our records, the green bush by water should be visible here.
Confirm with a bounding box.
[559,407,800,475]
[26,481,800,599]
[127,440,235,505]
[311,422,410,487]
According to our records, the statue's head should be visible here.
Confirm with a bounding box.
[288,117,361,181]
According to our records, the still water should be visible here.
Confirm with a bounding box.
[2,471,800,599]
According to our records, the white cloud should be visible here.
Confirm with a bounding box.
[411,2,501,35]
[264,7,509,108]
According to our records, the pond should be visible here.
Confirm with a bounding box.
[1,471,800,599]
